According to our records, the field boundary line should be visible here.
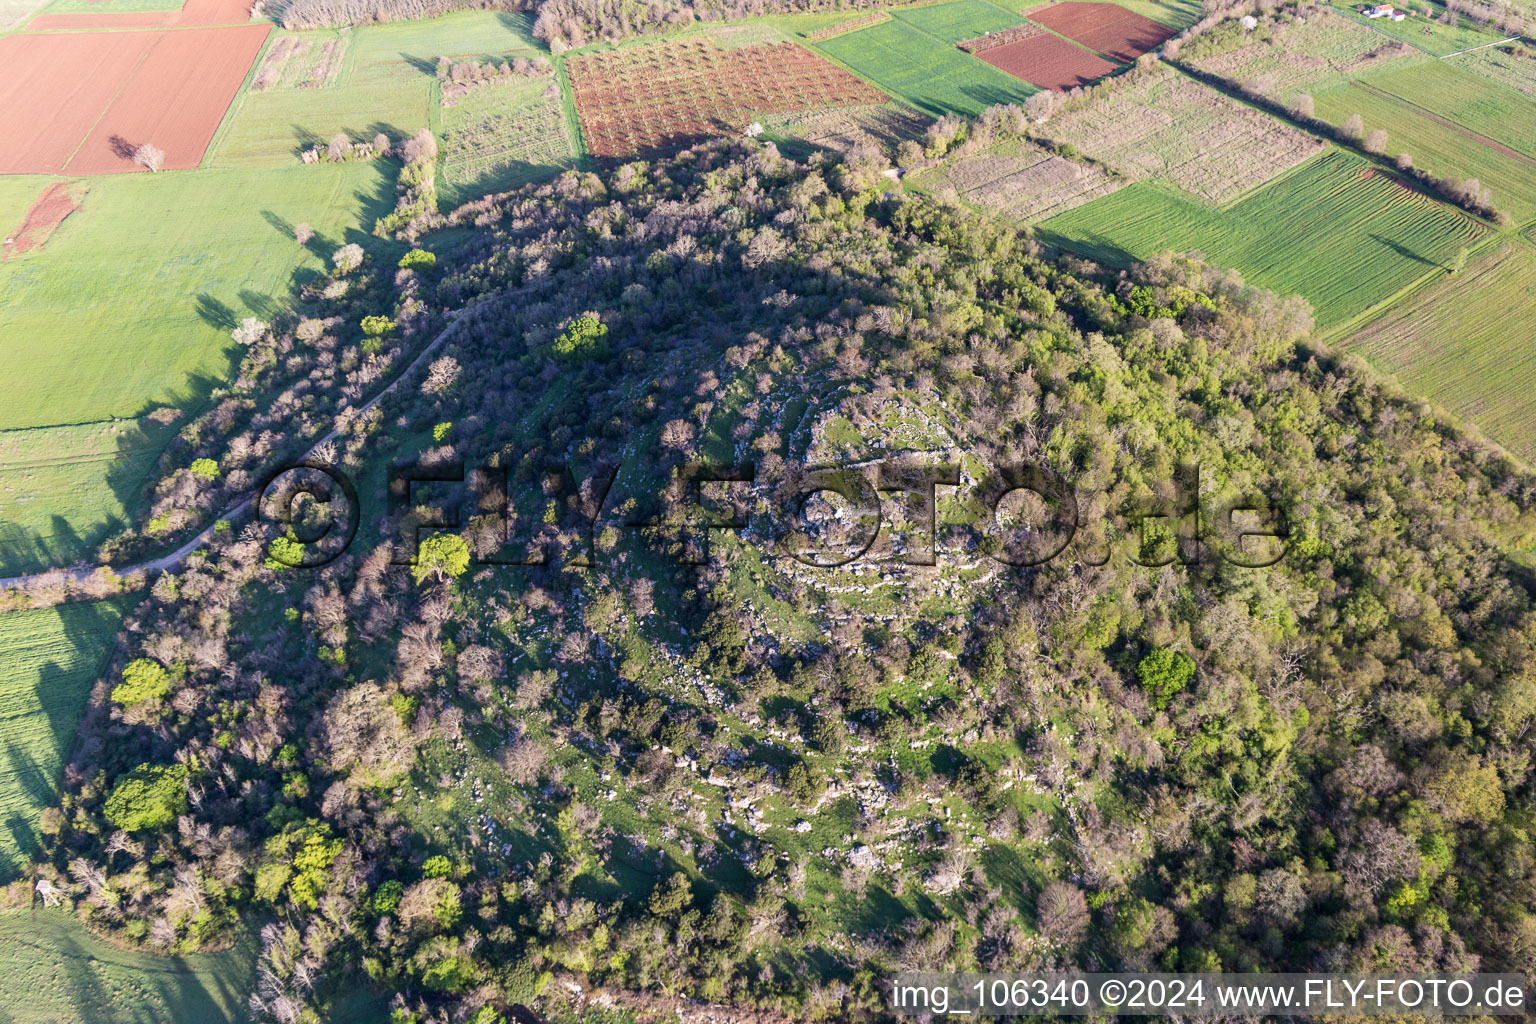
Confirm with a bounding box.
[1212,143,1335,212]
[1440,36,1519,57]
[1317,230,1502,345]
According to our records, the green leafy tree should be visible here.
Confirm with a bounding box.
[413,532,470,585]
[1137,648,1195,709]
[648,872,693,918]
[189,458,219,480]
[265,534,305,570]
[551,313,609,362]
[111,658,170,706]
[398,248,437,270]
[104,762,189,831]
[361,315,396,337]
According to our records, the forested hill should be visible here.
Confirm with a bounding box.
[47,140,1536,1024]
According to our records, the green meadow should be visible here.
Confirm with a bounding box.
[816,15,1037,117]
[0,601,126,879]
[1329,1,1508,56]
[0,163,391,574]
[891,0,1021,43]
[1038,151,1486,328]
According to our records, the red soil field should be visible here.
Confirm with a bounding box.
[2,182,85,258]
[0,31,159,174]
[68,24,271,173]
[1027,1,1177,62]
[977,33,1120,91]
[569,39,887,160]
[0,23,267,174]
[27,0,252,30]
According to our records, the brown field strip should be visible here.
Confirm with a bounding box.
[2,182,85,258]
[0,22,268,175]
[977,33,1120,90]
[1027,1,1176,62]
[27,0,252,29]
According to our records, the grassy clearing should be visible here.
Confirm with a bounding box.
[0,601,126,879]
[213,12,542,167]
[0,419,178,576]
[1448,41,1536,100]
[891,0,1022,43]
[1039,151,1487,328]
[1040,67,1324,204]
[0,176,52,234]
[1329,0,1508,55]
[439,76,575,206]
[1349,242,1536,462]
[1312,73,1536,223]
[816,17,1037,116]
[0,163,391,574]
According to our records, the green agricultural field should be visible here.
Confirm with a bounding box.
[440,77,575,207]
[817,18,1037,117]
[0,176,51,231]
[212,12,543,167]
[1349,242,1536,462]
[1189,9,1424,100]
[0,163,392,574]
[0,601,126,879]
[891,0,1022,43]
[1329,1,1507,56]
[1449,41,1536,100]
[1038,151,1486,328]
[34,0,178,12]
[1311,77,1536,224]
[1342,58,1536,158]
[993,0,1202,28]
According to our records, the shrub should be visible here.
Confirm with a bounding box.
[189,458,219,480]
[551,313,609,362]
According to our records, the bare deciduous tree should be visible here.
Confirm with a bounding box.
[134,143,165,172]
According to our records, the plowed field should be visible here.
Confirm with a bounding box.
[977,33,1120,90]
[26,0,250,29]
[1027,1,1176,62]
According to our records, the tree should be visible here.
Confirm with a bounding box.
[189,458,219,480]
[133,143,165,172]
[413,532,470,585]
[328,132,350,161]
[1339,113,1365,141]
[232,316,267,346]
[551,313,609,362]
[294,222,314,244]
[1137,648,1195,709]
[112,658,170,706]
[1364,129,1389,154]
[1037,880,1089,946]
[648,872,693,918]
[398,248,436,270]
[1291,93,1315,120]
[373,131,391,155]
[332,243,364,274]
[360,314,396,337]
[104,763,188,831]
[1395,153,1414,171]
[401,128,438,164]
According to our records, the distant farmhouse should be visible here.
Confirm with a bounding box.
[1361,3,1409,19]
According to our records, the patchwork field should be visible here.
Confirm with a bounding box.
[1040,67,1325,203]
[249,32,349,91]
[0,163,391,574]
[1190,8,1419,100]
[440,76,575,206]
[1027,0,1177,61]
[212,11,543,167]
[1350,243,1536,461]
[1312,72,1536,223]
[817,17,1038,116]
[978,32,1122,90]
[567,38,886,159]
[918,139,1126,220]
[0,602,125,879]
[1039,151,1488,328]
[0,23,270,175]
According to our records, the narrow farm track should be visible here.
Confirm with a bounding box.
[0,311,469,592]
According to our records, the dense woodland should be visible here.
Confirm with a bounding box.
[34,131,1536,1024]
